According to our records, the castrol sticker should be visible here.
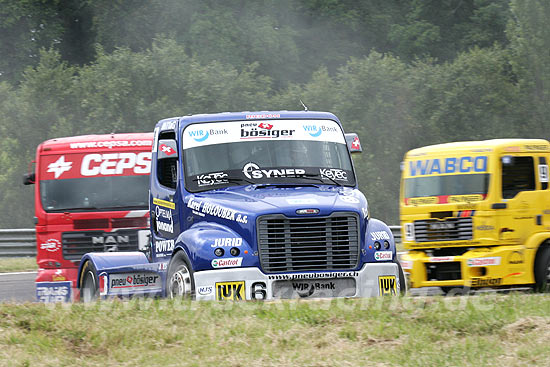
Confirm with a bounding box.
[41,152,151,179]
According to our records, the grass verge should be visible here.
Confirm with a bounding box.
[1,293,549,366]
[0,257,37,273]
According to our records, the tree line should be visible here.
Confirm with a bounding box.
[0,0,548,227]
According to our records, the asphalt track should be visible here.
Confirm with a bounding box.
[0,271,36,303]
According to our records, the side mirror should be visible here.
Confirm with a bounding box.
[23,172,35,185]
[158,139,178,159]
[345,133,362,153]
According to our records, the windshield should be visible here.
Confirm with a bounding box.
[404,174,490,204]
[39,152,151,212]
[182,119,355,191]
[41,175,149,212]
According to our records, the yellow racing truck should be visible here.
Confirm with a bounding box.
[400,139,550,293]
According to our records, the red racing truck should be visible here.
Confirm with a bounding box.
[24,133,154,302]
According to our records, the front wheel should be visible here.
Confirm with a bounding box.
[80,261,99,302]
[166,251,195,299]
[534,246,550,292]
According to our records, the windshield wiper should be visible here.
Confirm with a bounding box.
[300,173,343,187]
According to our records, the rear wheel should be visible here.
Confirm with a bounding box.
[80,261,99,302]
[167,251,195,299]
[534,246,550,292]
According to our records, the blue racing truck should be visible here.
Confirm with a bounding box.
[78,111,404,301]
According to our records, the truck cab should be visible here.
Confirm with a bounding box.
[78,111,403,301]
[24,133,153,302]
[400,139,550,292]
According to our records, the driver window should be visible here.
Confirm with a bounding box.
[501,156,535,199]
[157,131,177,189]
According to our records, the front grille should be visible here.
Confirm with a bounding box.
[426,262,461,281]
[414,217,473,242]
[61,230,139,260]
[258,212,360,273]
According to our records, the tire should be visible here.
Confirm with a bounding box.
[440,286,470,296]
[395,260,407,295]
[534,246,550,292]
[166,250,195,299]
[80,261,99,302]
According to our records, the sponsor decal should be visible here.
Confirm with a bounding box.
[159,144,176,156]
[428,222,455,230]
[508,251,524,265]
[471,277,502,287]
[211,238,242,247]
[36,281,71,303]
[155,239,174,253]
[153,198,175,210]
[216,281,245,300]
[339,196,359,204]
[408,156,488,176]
[351,136,361,150]
[404,223,415,241]
[371,231,390,241]
[187,127,228,143]
[374,251,392,261]
[196,172,229,187]
[408,197,438,206]
[187,197,248,224]
[245,114,280,119]
[429,256,455,262]
[69,140,152,149]
[110,273,161,289]
[286,198,317,205]
[400,260,413,270]
[303,124,338,137]
[157,262,168,271]
[211,257,243,268]
[448,195,483,203]
[242,162,305,180]
[40,239,61,252]
[291,281,336,297]
[162,120,177,130]
[319,168,348,181]
[378,276,397,296]
[476,225,495,231]
[240,122,295,139]
[267,271,359,280]
[52,270,67,282]
[47,156,73,178]
[80,152,150,176]
[467,257,501,267]
[198,286,214,296]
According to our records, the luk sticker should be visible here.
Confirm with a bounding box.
[216,281,245,300]
[378,276,397,296]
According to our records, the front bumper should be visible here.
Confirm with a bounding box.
[193,262,400,300]
[401,246,535,289]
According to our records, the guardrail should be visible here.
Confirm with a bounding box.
[0,229,36,257]
[0,226,402,258]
